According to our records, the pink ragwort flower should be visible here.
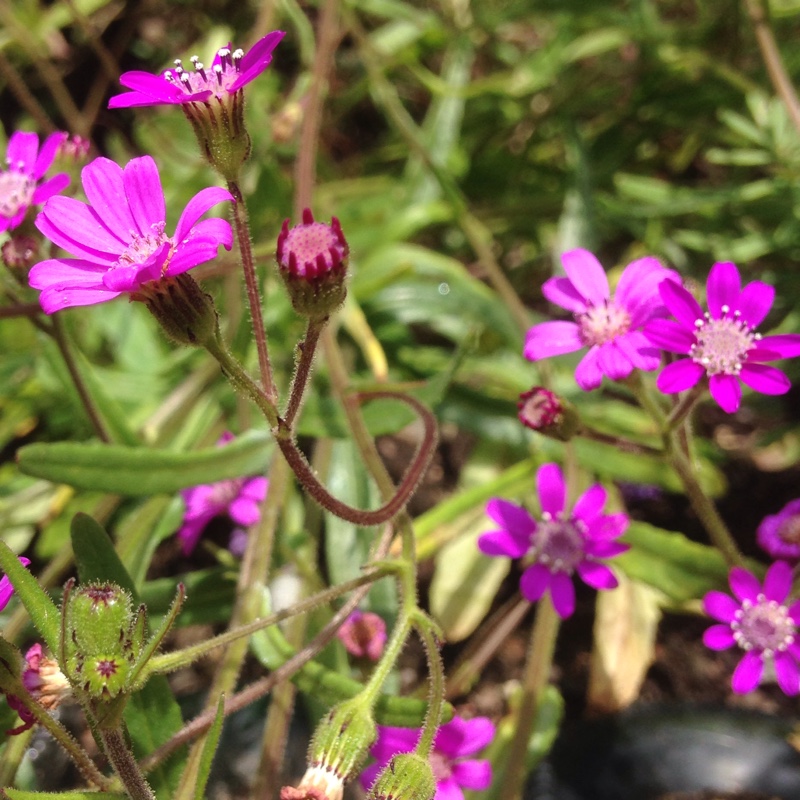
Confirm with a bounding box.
[524,248,678,390]
[108,32,285,109]
[0,131,69,234]
[703,561,800,696]
[337,611,387,661]
[178,433,268,555]
[28,155,233,313]
[360,717,494,800]
[0,557,30,612]
[757,500,800,561]
[478,463,629,619]
[645,261,800,413]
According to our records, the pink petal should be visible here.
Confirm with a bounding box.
[181,217,234,250]
[644,319,695,354]
[37,195,123,258]
[762,560,792,603]
[703,590,739,622]
[615,258,672,325]
[588,541,629,559]
[38,286,122,313]
[519,563,551,603]
[614,330,662,372]
[732,651,764,694]
[734,280,774,327]
[81,157,139,240]
[370,727,418,762]
[709,373,742,413]
[596,341,635,381]
[729,567,761,603]
[706,262,741,318]
[359,764,382,791]
[576,560,618,590]
[33,131,68,179]
[486,498,536,537]
[478,529,529,559]
[174,187,234,244]
[572,484,607,524]
[739,363,791,396]
[523,320,584,361]
[28,257,107,288]
[659,278,704,328]
[774,652,800,696]
[450,718,495,756]
[240,476,268,502]
[229,497,261,526]
[574,346,604,390]
[656,359,705,394]
[32,173,70,205]
[703,624,736,650]
[755,334,800,359]
[6,131,38,170]
[231,30,286,91]
[542,276,587,313]
[536,463,565,515]
[549,572,576,618]
[561,248,609,306]
[451,760,493,791]
[435,777,465,800]
[168,232,231,276]
[123,156,166,233]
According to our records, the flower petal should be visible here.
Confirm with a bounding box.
[596,341,635,381]
[6,131,38,171]
[576,560,618,590]
[762,560,792,603]
[560,248,609,305]
[452,760,493,791]
[28,258,107,289]
[659,278,704,329]
[81,157,139,241]
[709,373,742,413]
[644,319,695,354]
[755,334,800,359]
[486,498,536,537]
[32,173,70,206]
[519,563,551,603]
[703,624,736,650]
[231,30,286,91]
[229,497,261,526]
[536,463,565,515]
[614,330,662,372]
[38,286,122,313]
[731,651,764,694]
[572,484,607,524]
[774,651,800,696]
[703,590,739,622]
[173,186,234,244]
[524,320,584,361]
[36,195,122,259]
[33,131,67,179]
[123,155,166,233]
[542,276,587,313]
[549,572,576,618]
[656,359,705,394]
[706,262,741,318]
[729,567,761,603]
[615,258,673,326]
[435,777,465,800]
[574,346,604,390]
[735,280,774,328]
[739,363,791,396]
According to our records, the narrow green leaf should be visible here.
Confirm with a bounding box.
[71,513,137,598]
[17,430,271,495]
[0,539,60,653]
[194,695,225,800]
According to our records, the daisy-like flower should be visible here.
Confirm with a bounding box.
[524,248,678,390]
[107,32,285,109]
[0,131,69,233]
[178,433,268,555]
[757,500,800,561]
[478,463,629,618]
[645,261,800,413]
[360,717,494,800]
[703,561,800,696]
[0,557,30,612]
[28,155,233,313]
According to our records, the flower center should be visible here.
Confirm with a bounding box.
[164,47,246,99]
[0,169,35,220]
[732,595,796,657]
[115,223,172,271]
[577,301,631,346]
[778,515,800,546]
[430,750,453,782]
[690,307,760,376]
[209,478,244,510]
[531,512,587,574]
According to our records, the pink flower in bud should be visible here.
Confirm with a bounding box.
[57,134,91,163]
[337,611,387,661]
[277,208,348,279]
[517,387,562,431]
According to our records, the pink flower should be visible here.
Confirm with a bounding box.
[178,433,268,555]
[360,717,494,800]
[703,561,800,696]
[28,155,233,313]
[337,611,387,661]
[0,557,30,611]
[524,249,678,390]
[757,500,800,561]
[108,32,285,109]
[645,261,800,413]
[478,463,629,618]
[0,131,69,233]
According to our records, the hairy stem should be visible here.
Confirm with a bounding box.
[100,727,156,800]
[284,316,327,429]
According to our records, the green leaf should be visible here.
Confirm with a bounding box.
[140,569,236,626]
[71,513,137,597]
[0,539,60,653]
[194,695,225,800]
[17,430,271,495]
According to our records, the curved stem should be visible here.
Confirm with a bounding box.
[412,613,445,758]
[284,316,327,429]
[99,727,156,800]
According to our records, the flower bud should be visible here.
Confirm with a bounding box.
[276,209,348,320]
[133,272,220,347]
[2,236,39,271]
[517,386,580,441]
[365,753,436,800]
[337,611,387,662]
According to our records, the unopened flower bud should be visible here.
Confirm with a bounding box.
[57,134,91,164]
[337,611,387,662]
[22,643,70,713]
[517,387,580,441]
[2,236,39,271]
[276,209,348,320]
[133,272,220,347]
[365,753,436,800]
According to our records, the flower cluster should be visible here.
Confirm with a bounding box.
[360,717,494,800]
[478,463,629,619]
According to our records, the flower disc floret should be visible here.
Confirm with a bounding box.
[478,463,629,618]
[0,131,69,233]
[645,261,800,413]
[703,561,800,695]
[524,249,678,390]
[28,155,233,313]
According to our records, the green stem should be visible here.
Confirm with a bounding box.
[412,613,445,758]
[99,727,156,800]
[503,598,560,800]
[664,383,705,433]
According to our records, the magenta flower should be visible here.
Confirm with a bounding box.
[28,155,233,313]
[0,131,69,233]
[337,611,387,661]
[108,32,285,109]
[645,261,800,413]
[0,557,30,612]
[360,717,494,800]
[703,561,800,696]
[478,463,629,618]
[178,433,268,555]
[524,248,678,390]
[757,500,800,561]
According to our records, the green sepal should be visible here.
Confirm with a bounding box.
[66,583,133,656]
[129,585,185,690]
[366,753,436,800]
